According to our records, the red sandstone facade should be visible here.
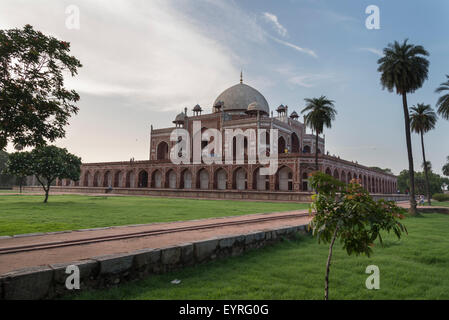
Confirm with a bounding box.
[56,80,398,195]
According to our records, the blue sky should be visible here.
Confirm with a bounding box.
[1,0,448,175]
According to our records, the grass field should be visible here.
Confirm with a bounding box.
[432,201,449,207]
[71,213,449,300]
[0,194,308,236]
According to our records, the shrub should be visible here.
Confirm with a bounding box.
[308,171,407,300]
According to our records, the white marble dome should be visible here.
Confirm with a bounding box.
[213,83,269,114]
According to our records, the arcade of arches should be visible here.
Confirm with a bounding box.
[65,160,397,194]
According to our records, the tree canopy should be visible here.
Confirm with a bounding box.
[435,75,449,120]
[397,169,449,195]
[442,156,449,177]
[377,39,429,95]
[410,103,437,135]
[6,146,81,202]
[0,24,82,150]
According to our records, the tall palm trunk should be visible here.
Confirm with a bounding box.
[315,130,319,171]
[420,132,431,206]
[402,93,417,215]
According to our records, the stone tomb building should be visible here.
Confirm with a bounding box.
[57,78,398,199]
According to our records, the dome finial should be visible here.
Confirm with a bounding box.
[240,70,243,84]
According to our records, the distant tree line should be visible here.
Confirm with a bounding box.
[397,167,449,196]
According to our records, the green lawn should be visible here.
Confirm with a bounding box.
[432,201,449,207]
[0,194,309,236]
[72,213,449,300]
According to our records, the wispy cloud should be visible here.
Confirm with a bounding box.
[288,74,333,87]
[274,66,333,87]
[269,35,317,58]
[262,12,287,37]
[359,47,383,57]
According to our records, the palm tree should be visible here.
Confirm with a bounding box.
[435,75,449,120]
[410,103,437,205]
[443,156,449,177]
[421,161,432,172]
[377,39,429,215]
[301,96,337,171]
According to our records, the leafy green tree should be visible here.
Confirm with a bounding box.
[0,24,82,150]
[410,104,437,205]
[301,96,337,170]
[435,75,449,120]
[377,39,429,215]
[3,151,33,192]
[308,172,407,300]
[397,169,449,196]
[6,146,81,202]
[443,156,449,177]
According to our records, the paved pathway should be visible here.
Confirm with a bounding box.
[0,209,311,275]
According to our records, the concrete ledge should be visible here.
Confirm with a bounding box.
[1,266,54,300]
[0,222,310,300]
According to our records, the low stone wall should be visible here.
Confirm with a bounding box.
[0,224,309,300]
[17,186,410,203]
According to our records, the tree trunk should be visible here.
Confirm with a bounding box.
[421,132,431,206]
[401,93,417,215]
[315,130,319,171]
[324,227,338,300]
[44,186,49,203]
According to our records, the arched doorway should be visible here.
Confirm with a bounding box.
[138,170,148,188]
[180,169,192,189]
[232,135,248,162]
[125,171,134,188]
[303,145,311,153]
[151,170,162,188]
[233,167,247,190]
[93,172,100,187]
[157,141,169,160]
[114,171,123,187]
[165,170,177,189]
[302,172,310,191]
[83,171,90,187]
[253,167,269,191]
[291,133,300,153]
[278,136,286,154]
[277,166,293,191]
[214,168,227,190]
[340,171,346,184]
[197,169,209,189]
[103,171,112,187]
